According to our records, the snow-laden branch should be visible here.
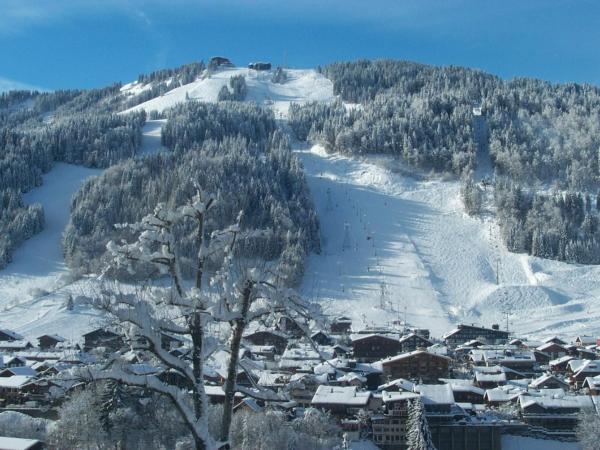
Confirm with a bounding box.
[74,365,220,450]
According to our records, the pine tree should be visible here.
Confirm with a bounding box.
[406,398,437,450]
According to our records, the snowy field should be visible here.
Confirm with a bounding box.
[1,66,600,345]
[0,121,165,342]
[123,67,334,118]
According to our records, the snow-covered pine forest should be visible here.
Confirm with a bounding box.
[290,60,600,265]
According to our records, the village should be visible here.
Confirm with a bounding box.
[0,316,599,450]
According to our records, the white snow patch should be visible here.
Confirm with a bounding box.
[123,68,334,118]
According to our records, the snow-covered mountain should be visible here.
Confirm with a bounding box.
[1,65,599,345]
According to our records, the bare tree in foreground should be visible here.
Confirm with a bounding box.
[71,191,321,449]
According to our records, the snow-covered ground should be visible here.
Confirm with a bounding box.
[0,120,169,342]
[297,143,600,339]
[123,67,334,118]
[2,66,600,345]
[0,164,101,306]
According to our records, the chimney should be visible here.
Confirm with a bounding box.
[492,324,500,330]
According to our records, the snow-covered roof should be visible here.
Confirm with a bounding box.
[464,339,484,346]
[38,334,66,342]
[544,336,567,344]
[427,343,448,356]
[398,333,432,345]
[377,378,415,392]
[0,340,31,350]
[203,385,245,400]
[0,366,37,377]
[381,391,419,403]
[573,360,600,376]
[311,330,330,338]
[576,336,597,345]
[414,384,454,405]
[257,371,290,386]
[0,437,43,450]
[529,373,568,389]
[337,372,367,384]
[0,329,24,340]
[484,387,523,403]
[379,349,451,365]
[235,397,263,413]
[311,385,371,406]
[0,375,33,388]
[549,355,574,366]
[440,379,484,395]
[350,333,399,343]
[333,316,352,323]
[567,359,593,373]
[519,394,593,410]
[583,375,600,388]
[536,342,567,352]
[475,372,507,383]
[442,324,508,340]
[281,343,333,361]
[471,349,536,364]
[246,345,276,353]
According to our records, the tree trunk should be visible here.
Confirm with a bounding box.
[190,311,207,449]
[219,280,253,446]
[195,212,204,289]
[193,434,206,450]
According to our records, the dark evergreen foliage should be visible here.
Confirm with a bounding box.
[217,75,247,102]
[314,59,600,187]
[64,101,319,283]
[495,179,600,264]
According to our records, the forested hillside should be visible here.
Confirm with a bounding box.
[0,88,146,268]
[289,59,600,265]
[290,60,600,189]
[64,101,320,284]
[0,62,209,268]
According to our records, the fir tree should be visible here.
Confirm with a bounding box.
[406,398,437,450]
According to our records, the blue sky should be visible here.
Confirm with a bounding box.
[1,0,599,91]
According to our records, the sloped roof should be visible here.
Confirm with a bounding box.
[351,333,400,343]
[381,391,419,403]
[380,349,451,365]
[440,378,484,395]
[414,384,454,405]
[0,375,33,388]
[311,385,371,406]
[537,342,567,352]
[377,378,415,392]
[398,333,432,345]
[38,334,66,342]
[529,373,568,389]
[0,329,24,340]
[519,394,593,410]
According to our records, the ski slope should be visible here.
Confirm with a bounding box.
[296,144,600,338]
[0,121,170,342]
[123,67,334,118]
[1,66,600,343]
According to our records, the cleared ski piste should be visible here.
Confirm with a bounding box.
[0,121,166,341]
[1,67,600,344]
[297,142,600,338]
